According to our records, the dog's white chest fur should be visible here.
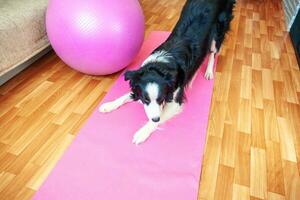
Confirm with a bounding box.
[141,50,172,67]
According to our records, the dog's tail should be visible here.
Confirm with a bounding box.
[213,0,236,50]
[218,0,236,31]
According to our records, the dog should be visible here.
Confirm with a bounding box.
[99,0,235,144]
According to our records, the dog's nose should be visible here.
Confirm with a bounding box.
[152,117,160,123]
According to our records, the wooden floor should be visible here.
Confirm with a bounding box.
[0,0,299,199]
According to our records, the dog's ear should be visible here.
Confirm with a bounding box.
[124,70,134,81]
[124,69,143,101]
[124,69,142,81]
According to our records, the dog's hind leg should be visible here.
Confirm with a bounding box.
[205,39,217,80]
[205,5,235,80]
[99,92,133,113]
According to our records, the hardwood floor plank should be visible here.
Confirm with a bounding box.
[0,172,16,193]
[277,117,297,163]
[250,147,267,199]
[0,163,39,200]
[251,108,266,149]
[27,134,74,191]
[282,161,300,200]
[263,100,280,142]
[214,164,234,200]
[198,136,221,200]
[262,68,274,100]
[238,98,251,134]
[220,124,237,167]
[252,70,263,109]
[232,184,250,200]
[234,132,251,187]
[268,192,285,200]
[266,141,285,195]
[241,65,252,99]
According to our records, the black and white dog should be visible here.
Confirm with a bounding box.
[99,0,235,144]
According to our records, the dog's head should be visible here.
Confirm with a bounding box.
[124,65,178,122]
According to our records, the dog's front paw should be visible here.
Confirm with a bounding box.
[99,102,117,113]
[132,122,157,145]
[204,70,214,80]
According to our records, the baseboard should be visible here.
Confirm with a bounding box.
[0,45,52,86]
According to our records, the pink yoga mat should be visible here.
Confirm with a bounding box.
[33,31,216,200]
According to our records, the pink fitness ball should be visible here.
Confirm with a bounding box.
[46,0,145,75]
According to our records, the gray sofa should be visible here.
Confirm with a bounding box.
[0,0,50,85]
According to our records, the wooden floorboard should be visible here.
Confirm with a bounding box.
[0,0,299,199]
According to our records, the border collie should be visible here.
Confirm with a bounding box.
[99,0,235,144]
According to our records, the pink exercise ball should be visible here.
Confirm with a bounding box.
[46,0,145,75]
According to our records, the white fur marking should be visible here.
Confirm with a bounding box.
[133,91,183,145]
[132,121,158,144]
[159,101,183,124]
[144,83,162,120]
[146,83,159,101]
[99,93,132,113]
[144,103,162,121]
[159,88,182,124]
[142,50,172,67]
[205,53,215,80]
[205,39,217,80]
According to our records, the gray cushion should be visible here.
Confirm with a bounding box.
[0,0,49,76]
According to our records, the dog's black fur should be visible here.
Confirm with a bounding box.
[125,0,235,106]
